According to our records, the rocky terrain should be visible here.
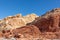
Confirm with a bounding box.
[0,8,60,40]
[0,13,38,30]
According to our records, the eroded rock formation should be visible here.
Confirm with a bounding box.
[0,8,60,40]
[30,8,60,32]
[0,25,40,40]
[0,13,38,30]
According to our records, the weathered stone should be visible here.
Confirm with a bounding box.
[0,8,60,40]
[0,25,40,40]
[0,14,38,30]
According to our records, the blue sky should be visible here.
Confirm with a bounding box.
[0,0,60,19]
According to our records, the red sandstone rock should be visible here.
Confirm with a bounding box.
[0,25,40,39]
[34,17,50,32]
[0,8,60,40]
[33,8,60,32]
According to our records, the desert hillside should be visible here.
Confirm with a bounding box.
[0,8,60,40]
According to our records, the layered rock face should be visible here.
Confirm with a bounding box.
[33,8,60,32]
[31,8,60,39]
[0,25,40,40]
[0,8,60,40]
[0,14,38,30]
[27,8,60,39]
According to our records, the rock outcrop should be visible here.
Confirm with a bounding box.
[26,8,60,39]
[0,25,40,40]
[0,8,60,40]
[33,8,60,32]
[0,14,38,30]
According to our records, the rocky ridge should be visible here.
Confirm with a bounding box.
[0,8,60,40]
[0,13,38,30]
